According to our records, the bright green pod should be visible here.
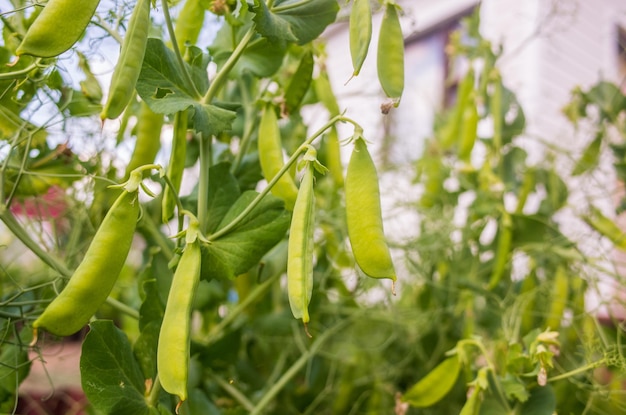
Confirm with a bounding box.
[583,205,626,250]
[162,110,189,222]
[545,265,569,330]
[377,2,404,103]
[324,125,344,187]
[345,137,396,282]
[100,0,151,120]
[158,238,201,404]
[33,189,139,336]
[258,104,299,210]
[16,0,101,58]
[458,93,479,161]
[125,102,164,179]
[174,0,206,52]
[284,50,314,114]
[487,211,512,290]
[349,0,372,77]
[402,355,461,407]
[287,148,316,326]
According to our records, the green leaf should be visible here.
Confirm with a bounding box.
[501,375,530,403]
[202,191,291,280]
[81,320,151,415]
[137,38,200,113]
[402,354,461,407]
[209,16,286,78]
[572,130,602,176]
[520,385,556,415]
[284,49,314,114]
[585,81,626,120]
[0,328,31,412]
[190,102,237,139]
[133,320,161,380]
[252,0,340,45]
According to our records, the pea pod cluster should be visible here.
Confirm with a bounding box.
[157,219,202,404]
[345,137,396,286]
[100,0,151,120]
[33,183,140,336]
[16,0,101,58]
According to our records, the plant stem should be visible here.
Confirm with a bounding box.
[198,134,212,233]
[147,374,162,407]
[548,360,604,382]
[209,373,255,412]
[249,319,349,415]
[208,114,349,241]
[105,297,139,319]
[202,26,256,105]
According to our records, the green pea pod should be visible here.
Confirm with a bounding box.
[487,211,512,290]
[491,70,503,153]
[284,50,314,114]
[314,71,341,116]
[545,265,569,330]
[324,125,344,187]
[158,235,202,404]
[258,104,299,210]
[572,129,603,176]
[349,0,372,77]
[458,93,479,161]
[33,188,140,336]
[100,0,151,120]
[345,137,396,283]
[287,147,317,327]
[377,2,404,104]
[402,354,461,407]
[582,205,626,250]
[174,0,206,51]
[125,102,164,179]
[162,110,189,222]
[441,68,474,149]
[16,0,101,58]
[459,387,482,415]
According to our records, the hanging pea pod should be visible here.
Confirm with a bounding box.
[174,0,206,52]
[124,102,164,179]
[162,110,189,222]
[100,0,151,120]
[402,354,461,407]
[324,125,344,187]
[377,1,404,104]
[33,174,142,336]
[349,0,372,77]
[458,92,479,161]
[440,67,475,149]
[258,103,299,210]
[287,147,326,334]
[284,49,314,114]
[545,265,569,330]
[487,211,512,290]
[157,216,203,405]
[314,70,341,116]
[491,69,503,154]
[345,136,396,285]
[16,0,102,58]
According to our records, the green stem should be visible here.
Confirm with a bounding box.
[105,297,139,319]
[198,134,212,233]
[202,26,256,105]
[0,59,43,80]
[230,76,256,174]
[547,360,605,382]
[249,319,349,415]
[147,374,162,407]
[208,114,349,241]
[161,0,201,99]
[138,213,175,261]
[0,209,72,277]
[209,373,255,412]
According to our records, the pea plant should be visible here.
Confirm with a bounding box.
[1,1,625,415]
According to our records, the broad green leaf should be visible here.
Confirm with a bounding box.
[402,354,461,407]
[201,191,291,280]
[585,81,626,120]
[209,19,286,78]
[501,375,530,403]
[81,320,151,415]
[252,0,340,45]
[511,214,572,250]
[190,102,237,139]
[0,328,31,413]
[520,385,556,415]
[137,38,200,113]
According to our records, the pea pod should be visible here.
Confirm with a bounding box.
[458,93,479,161]
[491,69,503,153]
[162,110,189,222]
[582,205,626,250]
[16,0,101,58]
[349,0,372,77]
[258,103,298,210]
[324,125,344,187]
[33,184,140,336]
[377,2,404,104]
[125,102,164,179]
[545,265,569,330]
[487,211,512,290]
[402,354,461,407]
[287,147,318,330]
[441,68,475,149]
[157,225,202,404]
[345,137,396,284]
[174,0,206,51]
[314,70,341,116]
[100,0,151,120]
[284,50,314,114]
